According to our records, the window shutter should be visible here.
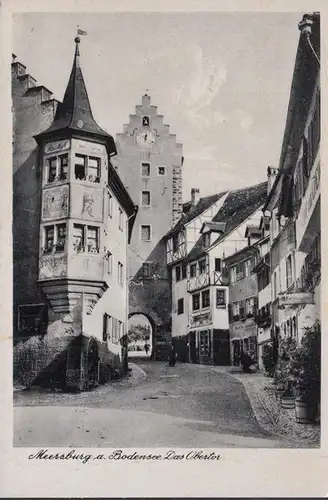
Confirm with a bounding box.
[102,313,108,342]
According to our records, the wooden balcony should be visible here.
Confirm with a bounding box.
[187,271,229,292]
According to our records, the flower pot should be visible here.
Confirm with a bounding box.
[295,398,316,424]
[281,393,295,409]
[275,388,285,401]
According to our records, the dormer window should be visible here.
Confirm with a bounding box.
[203,232,211,248]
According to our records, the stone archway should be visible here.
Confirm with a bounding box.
[128,313,155,359]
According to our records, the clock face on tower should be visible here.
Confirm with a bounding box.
[136,129,156,148]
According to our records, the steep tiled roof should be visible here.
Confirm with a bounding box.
[185,181,268,262]
[211,181,268,245]
[35,38,116,154]
[165,191,227,238]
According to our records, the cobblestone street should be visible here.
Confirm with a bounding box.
[14,361,318,448]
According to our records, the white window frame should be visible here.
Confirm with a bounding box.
[230,266,237,283]
[45,153,69,184]
[72,223,100,254]
[118,261,124,285]
[108,192,113,218]
[74,153,101,183]
[141,190,151,207]
[118,207,124,231]
[244,259,251,277]
[43,222,67,254]
[201,289,210,309]
[157,165,166,176]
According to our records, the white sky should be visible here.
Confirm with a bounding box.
[13,12,302,201]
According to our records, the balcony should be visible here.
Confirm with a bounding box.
[254,304,272,327]
[187,270,229,292]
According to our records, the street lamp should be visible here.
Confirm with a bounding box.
[298,13,320,66]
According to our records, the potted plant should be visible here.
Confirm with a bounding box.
[273,367,286,400]
[291,321,320,424]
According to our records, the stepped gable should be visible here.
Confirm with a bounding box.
[35,37,116,155]
[185,181,268,262]
[166,191,227,238]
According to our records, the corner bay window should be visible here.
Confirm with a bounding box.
[47,154,68,183]
[192,293,200,311]
[177,298,184,315]
[72,224,100,253]
[43,223,67,253]
[74,154,100,182]
[202,289,210,308]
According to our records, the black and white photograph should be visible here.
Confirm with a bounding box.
[9,7,322,453]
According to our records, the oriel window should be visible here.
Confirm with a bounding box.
[48,158,57,183]
[75,154,86,180]
[87,226,99,253]
[88,157,100,182]
[56,224,66,252]
[44,225,54,253]
[192,293,200,311]
[202,289,210,308]
[59,155,68,180]
[73,224,84,251]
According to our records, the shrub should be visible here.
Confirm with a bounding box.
[273,336,297,391]
[262,344,277,376]
[290,321,320,408]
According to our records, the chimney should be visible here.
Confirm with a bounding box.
[267,166,278,195]
[191,188,200,206]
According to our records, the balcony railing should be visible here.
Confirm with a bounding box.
[187,270,229,292]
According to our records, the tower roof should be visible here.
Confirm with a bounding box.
[35,36,116,154]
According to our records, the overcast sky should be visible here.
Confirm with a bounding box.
[13,12,302,201]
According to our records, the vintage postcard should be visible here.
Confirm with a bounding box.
[1,0,327,497]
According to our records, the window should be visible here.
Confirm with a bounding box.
[75,154,101,182]
[103,313,111,341]
[48,158,57,182]
[142,262,151,278]
[73,224,84,252]
[199,259,206,275]
[232,302,240,320]
[158,166,166,176]
[119,207,124,231]
[216,289,226,308]
[142,191,151,206]
[230,266,237,283]
[172,234,179,252]
[44,225,54,253]
[105,251,112,274]
[118,262,124,285]
[112,318,119,344]
[177,298,184,315]
[143,116,149,127]
[59,155,68,180]
[244,259,251,277]
[43,223,67,254]
[286,254,293,289]
[199,331,210,356]
[88,157,100,182]
[240,300,246,319]
[141,162,150,177]
[87,226,99,253]
[175,265,181,282]
[190,263,197,278]
[273,272,278,299]
[75,154,86,180]
[141,225,151,242]
[18,304,47,337]
[181,264,187,280]
[46,154,69,183]
[215,258,221,272]
[236,262,244,280]
[203,232,211,248]
[192,293,200,311]
[56,224,66,252]
[246,297,255,316]
[202,289,210,308]
[107,193,113,219]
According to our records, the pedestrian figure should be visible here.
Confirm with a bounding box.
[240,351,253,373]
[168,345,176,367]
[144,343,150,355]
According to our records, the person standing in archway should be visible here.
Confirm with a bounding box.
[144,342,150,356]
